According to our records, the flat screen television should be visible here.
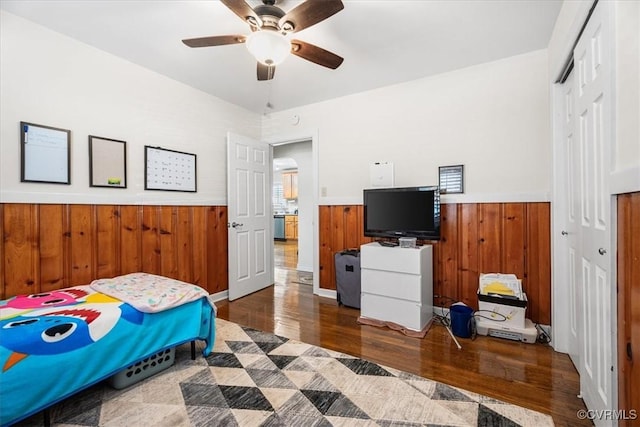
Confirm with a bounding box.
[363,186,441,241]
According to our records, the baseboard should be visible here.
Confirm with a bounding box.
[433,305,449,318]
[210,290,229,302]
[296,264,313,272]
[537,324,552,345]
[315,288,337,300]
[432,306,552,341]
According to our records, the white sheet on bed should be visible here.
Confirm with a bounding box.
[90,272,211,313]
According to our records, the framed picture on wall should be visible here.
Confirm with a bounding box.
[144,146,197,192]
[439,164,464,194]
[89,135,127,188]
[20,121,71,184]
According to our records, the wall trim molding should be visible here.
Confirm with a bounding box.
[0,190,226,206]
[440,192,551,203]
[319,191,551,206]
[2,190,559,206]
[610,166,640,195]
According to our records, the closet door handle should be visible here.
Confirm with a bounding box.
[598,247,607,255]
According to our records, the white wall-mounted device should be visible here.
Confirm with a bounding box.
[370,162,394,187]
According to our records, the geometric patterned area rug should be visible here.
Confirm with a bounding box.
[16,318,554,426]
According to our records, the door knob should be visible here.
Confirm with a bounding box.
[231,221,243,228]
[561,231,568,236]
[598,247,607,255]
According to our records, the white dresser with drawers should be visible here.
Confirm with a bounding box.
[360,242,433,331]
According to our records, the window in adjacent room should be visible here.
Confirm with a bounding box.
[273,182,285,213]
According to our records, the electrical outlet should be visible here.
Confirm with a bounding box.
[321,187,327,197]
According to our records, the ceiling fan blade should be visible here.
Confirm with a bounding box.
[279,0,344,33]
[182,35,246,48]
[291,40,343,69]
[220,0,262,27]
[257,62,276,81]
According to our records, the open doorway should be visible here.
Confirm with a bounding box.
[272,156,298,269]
[273,141,313,287]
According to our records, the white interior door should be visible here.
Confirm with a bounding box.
[227,132,273,301]
[573,2,614,420]
[560,70,582,370]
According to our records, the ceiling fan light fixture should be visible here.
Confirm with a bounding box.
[246,16,260,27]
[282,21,294,32]
[246,30,290,66]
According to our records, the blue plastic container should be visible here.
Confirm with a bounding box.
[450,304,474,338]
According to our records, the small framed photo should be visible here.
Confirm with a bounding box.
[89,136,127,188]
[21,121,71,184]
[439,164,464,194]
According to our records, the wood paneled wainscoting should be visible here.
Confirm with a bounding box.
[0,204,228,299]
[319,202,552,325]
[617,192,640,424]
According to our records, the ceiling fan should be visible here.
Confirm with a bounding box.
[182,0,344,81]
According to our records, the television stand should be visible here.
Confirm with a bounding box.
[360,242,433,331]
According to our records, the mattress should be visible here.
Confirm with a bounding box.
[0,276,216,426]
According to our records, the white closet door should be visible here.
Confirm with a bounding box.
[573,2,614,421]
[560,70,582,371]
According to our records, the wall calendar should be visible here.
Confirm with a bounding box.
[144,146,197,192]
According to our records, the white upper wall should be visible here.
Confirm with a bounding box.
[614,0,640,176]
[5,3,635,207]
[262,50,551,204]
[0,11,261,205]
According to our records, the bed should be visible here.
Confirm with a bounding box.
[0,273,216,426]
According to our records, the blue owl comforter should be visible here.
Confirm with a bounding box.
[0,283,216,426]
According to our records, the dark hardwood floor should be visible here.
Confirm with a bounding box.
[216,240,589,426]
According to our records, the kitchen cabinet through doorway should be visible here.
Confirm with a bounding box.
[283,172,298,199]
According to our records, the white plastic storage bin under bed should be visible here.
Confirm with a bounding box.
[108,347,175,389]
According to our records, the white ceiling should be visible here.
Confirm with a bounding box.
[0,0,562,114]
